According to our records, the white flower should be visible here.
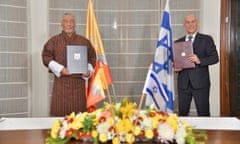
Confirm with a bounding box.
[115,103,121,110]
[175,124,187,144]
[149,103,155,109]
[139,110,147,115]
[96,121,110,134]
[59,128,67,139]
[157,122,174,140]
[59,121,68,139]
[142,117,152,130]
[76,112,82,116]
[95,110,102,118]
[107,131,115,140]
[119,132,127,142]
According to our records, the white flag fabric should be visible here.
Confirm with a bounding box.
[143,0,174,113]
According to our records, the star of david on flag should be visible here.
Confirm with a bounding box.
[142,0,174,113]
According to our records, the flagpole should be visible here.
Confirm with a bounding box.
[134,93,145,128]
[138,64,152,114]
[137,93,145,113]
[110,84,118,103]
[105,83,121,142]
[106,88,112,105]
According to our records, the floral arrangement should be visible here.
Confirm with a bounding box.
[46,98,207,144]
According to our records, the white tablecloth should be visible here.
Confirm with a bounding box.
[0,117,240,131]
[0,117,61,130]
[179,117,240,130]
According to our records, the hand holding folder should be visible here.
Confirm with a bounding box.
[172,41,195,69]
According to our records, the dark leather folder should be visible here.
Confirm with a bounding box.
[172,41,195,69]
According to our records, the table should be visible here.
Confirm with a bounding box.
[0,117,240,144]
[0,129,240,144]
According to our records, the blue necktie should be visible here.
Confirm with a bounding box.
[188,36,193,41]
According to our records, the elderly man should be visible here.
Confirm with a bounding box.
[42,13,96,116]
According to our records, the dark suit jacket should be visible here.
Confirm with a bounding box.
[175,33,219,89]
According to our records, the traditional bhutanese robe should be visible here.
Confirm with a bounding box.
[42,31,96,116]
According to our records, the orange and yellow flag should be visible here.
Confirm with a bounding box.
[87,62,108,108]
[86,0,113,109]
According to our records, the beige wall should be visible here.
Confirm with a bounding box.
[200,0,221,116]
[30,0,49,117]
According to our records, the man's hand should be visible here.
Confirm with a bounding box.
[172,62,182,72]
[82,71,90,77]
[188,54,200,64]
[61,68,71,76]
[174,68,183,72]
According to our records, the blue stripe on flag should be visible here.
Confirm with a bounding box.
[146,88,160,109]
[162,83,174,110]
[150,72,167,102]
[162,11,171,31]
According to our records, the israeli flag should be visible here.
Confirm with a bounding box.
[143,0,174,113]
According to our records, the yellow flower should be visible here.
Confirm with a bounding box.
[119,98,136,118]
[133,126,141,136]
[112,137,120,144]
[68,116,83,129]
[91,108,103,116]
[68,112,92,130]
[151,115,161,129]
[99,133,108,143]
[67,112,76,119]
[91,130,98,138]
[166,114,178,132]
[144,129,154,139]
[106,117,114,126]
[116,118,133,133]
[126,133,135,144]
[50,119,61,138]
[79,112,88,120]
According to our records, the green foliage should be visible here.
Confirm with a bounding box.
[82,115,95,133]
[45,137,70,144]
[185,130,208,144]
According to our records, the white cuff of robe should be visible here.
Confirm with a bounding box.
[48,60,64,78]
[82,63,94,80]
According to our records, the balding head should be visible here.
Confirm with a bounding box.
[184,14,198,35]
[61,13,76,36]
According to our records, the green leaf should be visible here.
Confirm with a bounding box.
[82,115,95,133]
[185,130,208,144]
[45,137,70,144]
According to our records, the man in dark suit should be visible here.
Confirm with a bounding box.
[174,14,219,116]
